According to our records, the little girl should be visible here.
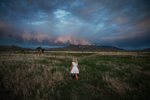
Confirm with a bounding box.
[70,57,79,80]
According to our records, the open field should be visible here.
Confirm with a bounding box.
[0,51,150,100]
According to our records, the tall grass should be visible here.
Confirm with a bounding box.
[0,52,150,100]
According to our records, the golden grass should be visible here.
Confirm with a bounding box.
[143,71,150,76]
[52,71,63,82]
[1,51,149,58]
[0,51,150,99]
[101,62,149,96]
[0,54,65,99]
[102,74,132,95]
[96,61,103,65]
[70,90,79,100]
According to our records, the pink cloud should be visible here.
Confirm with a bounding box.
[101,29,149,40]
[22,33,53,42]
[54,37,91,45]
[21,33,91,45]
[22,34,32,41]
[0,22,4,28]
[115,17,130,25]
[0,21,91,45]
[134,20,150,29]
[116,19,150,36]
[34,34,52,42]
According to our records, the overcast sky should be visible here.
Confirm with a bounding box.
[0,0,150,50]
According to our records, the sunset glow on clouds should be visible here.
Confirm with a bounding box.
[0,0,150,50]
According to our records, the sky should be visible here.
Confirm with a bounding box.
[0,0,150,50]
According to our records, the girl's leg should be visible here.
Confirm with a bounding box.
[75,74,78,80]
[71,73,75,78]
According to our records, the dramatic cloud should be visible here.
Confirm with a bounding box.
[0,0,150,49]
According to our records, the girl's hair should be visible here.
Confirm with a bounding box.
[73,58,77,63]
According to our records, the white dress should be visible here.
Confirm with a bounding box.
[71,62,79,74]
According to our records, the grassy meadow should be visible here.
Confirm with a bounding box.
[0,51,150,100]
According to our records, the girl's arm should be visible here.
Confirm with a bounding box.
[70,64,73,70]
[77,64,79,69]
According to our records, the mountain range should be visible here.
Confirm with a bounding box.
[0,45,34,52]
[0,45,149,52]
[46,44,125,51]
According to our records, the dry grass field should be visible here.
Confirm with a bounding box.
[0,51,150,100]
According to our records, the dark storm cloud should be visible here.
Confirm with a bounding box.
[0,0,54,23]
[0,0,150,49]
[0,0,75,22]
[68,0,150,23]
